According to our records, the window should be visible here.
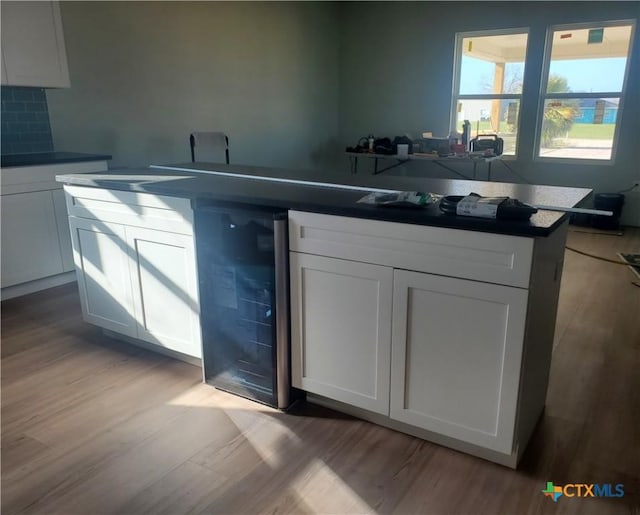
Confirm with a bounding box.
[536,21,635,161]
[451,30,529,156]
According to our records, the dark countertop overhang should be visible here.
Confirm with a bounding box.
[56,162,592,238]
[1,152,112,168]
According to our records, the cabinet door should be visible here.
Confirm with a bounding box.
[0,1,70,87]
[68,217,137,337]
[1,47,7,85]
[52,188,75,272]
[290,252,393,415]
[1,191,63,287]
[390,270,528,454]
[126,226,202,358]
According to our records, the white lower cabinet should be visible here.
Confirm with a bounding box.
[287,210,565,466]
[1,190,63,287]
[290,254,528,452]
[64,186,201,359]
[69,217,137,337]
[290,252,393,415]
[52,188,75,273]
[389,270,528,454]
[126,226,201,358]
[1,160,109,298]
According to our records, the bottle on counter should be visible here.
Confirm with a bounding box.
[368,134,375,151]
[461,120,471,151]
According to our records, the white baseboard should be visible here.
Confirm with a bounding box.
[1,271,77,301]
[306,393,520,469]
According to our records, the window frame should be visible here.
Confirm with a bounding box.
[450,27,530,159]
[533,19,636,165]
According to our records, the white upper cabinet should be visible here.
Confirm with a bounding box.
[0,1,70,88]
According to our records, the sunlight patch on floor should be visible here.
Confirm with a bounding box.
[290,457,372,514]
[167,385,302,468]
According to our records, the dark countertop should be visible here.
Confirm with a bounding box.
[1,152,112,168]
[56,162,592,237]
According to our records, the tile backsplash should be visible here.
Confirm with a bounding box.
[1,86,53,155]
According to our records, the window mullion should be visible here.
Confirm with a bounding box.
[458,94,523,101]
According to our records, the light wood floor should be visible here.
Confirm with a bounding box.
[2,227,639,515]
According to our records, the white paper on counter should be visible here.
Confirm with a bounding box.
[456,195,507,219]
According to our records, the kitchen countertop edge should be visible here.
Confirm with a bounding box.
[56,165,592,238]
[1,152,112,168]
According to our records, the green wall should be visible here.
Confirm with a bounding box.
[338,1,640,224]
[47,1,340,172]
[47,1,640,223]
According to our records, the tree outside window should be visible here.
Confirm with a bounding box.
[452,30,529,157]
[451,22,635,162]
[537,23,634,161]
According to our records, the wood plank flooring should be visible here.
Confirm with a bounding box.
[2,227,639,514]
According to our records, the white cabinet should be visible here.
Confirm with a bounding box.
[290,252,392,414]
[127,226,201,358]
[288,209,533,288]
[1,190,63,287]
[0,1,70,87]
[390,270,528,454]
[0,160,109,299]
[63,186,202,360]
[288,210,567,467]
[68,217,137,338]
[52,188,75,272]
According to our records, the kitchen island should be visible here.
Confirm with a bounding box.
[56,163,590,468]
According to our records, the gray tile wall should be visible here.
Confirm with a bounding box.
[1,86,53,155]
